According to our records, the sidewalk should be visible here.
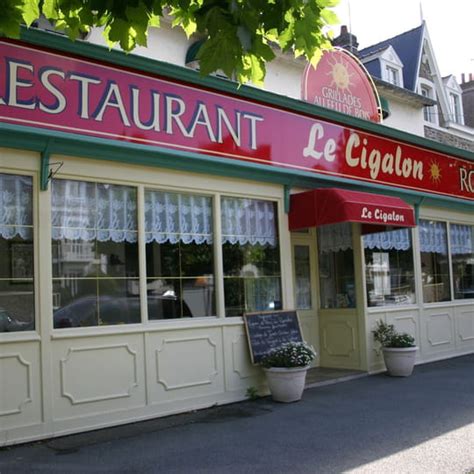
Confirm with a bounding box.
[1,354,473,473]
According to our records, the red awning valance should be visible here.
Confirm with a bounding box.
[289,188,415,232]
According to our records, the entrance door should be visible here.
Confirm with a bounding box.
[291,231,320,367]
[316,223,362,369]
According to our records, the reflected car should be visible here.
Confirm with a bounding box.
[53,294,192,328]
[0,308,34,332]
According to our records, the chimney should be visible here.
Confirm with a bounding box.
[332,25,359,56]
[461,73,465,83]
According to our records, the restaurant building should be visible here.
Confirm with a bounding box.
[0,27,473,446]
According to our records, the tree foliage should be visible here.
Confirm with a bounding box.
[0,0,339,85]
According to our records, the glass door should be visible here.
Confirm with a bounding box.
[291,231,319,367]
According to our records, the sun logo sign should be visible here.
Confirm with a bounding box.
[301,48,381,123]
[429,160,442,184]
[328,58,354,91]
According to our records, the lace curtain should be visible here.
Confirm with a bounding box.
[450,224,474,255]
[52,179,137,242]
[318,223,352,253]
[221,197,277,246]
[145,190,212,244]
[0,173,33,240]
[363,228,412,251]
[419,220,448,254]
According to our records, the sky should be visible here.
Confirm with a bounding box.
[330,0,474,82]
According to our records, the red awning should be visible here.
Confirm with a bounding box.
[289,188,415,233]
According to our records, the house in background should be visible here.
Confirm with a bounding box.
[336,22,473,150]
[461,73,474,129]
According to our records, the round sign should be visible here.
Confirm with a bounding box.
[302,48,382,123]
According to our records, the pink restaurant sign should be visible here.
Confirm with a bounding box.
[0,40,473,201]
[302,49,382,123]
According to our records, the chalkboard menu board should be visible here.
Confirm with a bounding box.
[243,310,303,364]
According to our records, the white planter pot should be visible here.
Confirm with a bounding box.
[382,347,418,377]
[263,366,309,402]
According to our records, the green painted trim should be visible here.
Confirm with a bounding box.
[284,185,291,214]
[40,142,51,191]
[2,122,472,215]
[414,198,425,224]
[16,28,474,163]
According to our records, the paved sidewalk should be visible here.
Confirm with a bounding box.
[1,354,473,473]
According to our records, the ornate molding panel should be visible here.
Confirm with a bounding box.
[0,354,32,416]
[231,334,258,379]
[427,312,453,347]
[60,344,138,405]
[156,336,218,390]
[322,321,355,357]
[458,309,474,342]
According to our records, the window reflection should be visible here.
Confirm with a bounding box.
[450,224,474,300]
[294,245,312,310]
[145,190,215,319]
[318,224,356,309]
[51,179,139,328]
[419,220,451,303]
[221,197,282,316]
[0,174,35,332]
[364,228,415,307]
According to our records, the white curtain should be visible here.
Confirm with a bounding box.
[52,179,137,242]
[0,174,33,240]
[318,223,352,253]
[221,197,277,246]
[144,190,212,244]
[419,220,448,254]
[450,224,473,255]
[363,228,412,251]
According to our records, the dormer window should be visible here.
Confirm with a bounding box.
[377,46,404,88]
[449,92,462,124]
[443,75,464,125]
[386,66,400,86]
[420,85,436,123]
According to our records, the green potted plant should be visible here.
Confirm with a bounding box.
[259,341,316,402]
[372,320,417,376]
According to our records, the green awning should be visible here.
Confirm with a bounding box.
[185,40,205,65]
[380,96,390,119]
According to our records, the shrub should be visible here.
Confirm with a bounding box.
[372,320,415,348]
[259,342,316,368]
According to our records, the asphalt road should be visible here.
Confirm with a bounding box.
[1,354,473,473]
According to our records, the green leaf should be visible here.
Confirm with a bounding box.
[197,30,240,79]
[0,0,23,37]
[42,0,59,19]
[22,0,40,26]
[321,8,339,25]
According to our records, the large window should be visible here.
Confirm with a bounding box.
[0,173,35,332]
[52,179,139,328]
[318,223,355,309]
[221,197,281,317]
[450,224,474,300]
[419,220,451,303]
[145,190,214,319]
[364,228,415,307]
